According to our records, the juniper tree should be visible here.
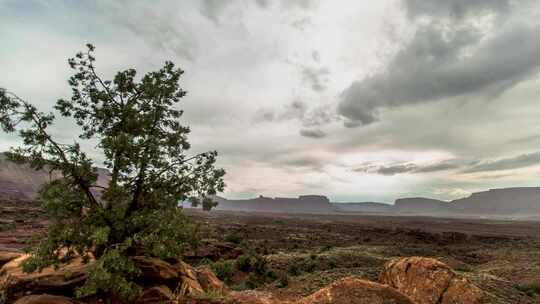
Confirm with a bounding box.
[0,44,225,299]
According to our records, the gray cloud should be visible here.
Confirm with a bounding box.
[463,151,540,173]
[300,128,326,138]
[355,151,540,176]
[93,2,198,61]
[291,17,310,31]
[415,162,461,173]
[301,104,337,127]
[339,1,540,126]
[255,0,269,9]
[404,0,510,19]
[375,163,418,176]
[200,0,232,25]
[312,50,320,62]
[355,160,460,176]
[253,101,337,128]
[301,66,330,92]
[281,0,316,10]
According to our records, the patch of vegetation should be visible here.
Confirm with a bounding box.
[0,223,16,232]
[516,283,540,297]
[235,255,252,272]
[225,232,243,244]
[276,273,289,288]
[0,44,225,301]
[211,260,234,283]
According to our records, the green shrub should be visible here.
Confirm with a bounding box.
[235,255,251,272]
[245,273,263,289]
[265,270,278,281]
[198,257,213,266]
[516,283,540,297]
[287,263,300,276]
[211,261,234,283]
[301,259,317,273]
[276,273,289,288]
[252,255,269,276]
[225,233,243,244]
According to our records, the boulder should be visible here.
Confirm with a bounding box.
[379,256,484,304]
[136,285,174,304]
[196,266,228,294]
[298,277,414,304]
[0,254,90,301]
[133,256,179,282]
[0,250,22,268]
[13,294,78,304]
[172,260,205,297]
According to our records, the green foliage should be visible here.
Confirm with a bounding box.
[252,254,269,276]
[235,255,252,272]
[276,273,289,288]
[211,260,234,283]
[244,272,263,289]
[0,44,225,301]
[225,232,243,244]
[516,283,540,297]
[287,263,301,276]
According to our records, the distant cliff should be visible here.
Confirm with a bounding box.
[2,153,540,218]
[451,187,540,216]
[0,153,109,201]
[333,202,392,213]
[213,195,337,214]
[393,197,453,215]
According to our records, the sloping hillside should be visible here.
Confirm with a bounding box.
[0,153,109,201]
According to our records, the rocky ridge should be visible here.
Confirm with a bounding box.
[0,250,486,304]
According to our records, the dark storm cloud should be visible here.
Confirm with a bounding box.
[415,161,461,173]
[375,164,418,176]
[300,128,326,138]
[355,160,460,176]
[338,0,540,126]
[463,151,540,173]
[355,151,540,176]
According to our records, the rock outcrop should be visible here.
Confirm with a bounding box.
[135,285,174,304]
[298,277,414,304]
[195,266,228,293]
[13,294,78,304]
[0,250,228,303]
[1,250,489,304]
[0,254,91,302]
[0,250,22,268]
[379,256,484,304]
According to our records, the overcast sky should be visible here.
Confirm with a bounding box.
[2,0,540,203]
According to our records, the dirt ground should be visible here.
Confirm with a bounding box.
[187,210,540,304]
[1,202,540,303]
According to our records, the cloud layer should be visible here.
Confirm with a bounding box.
[2,0,540,202]
[338,0,540,125]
